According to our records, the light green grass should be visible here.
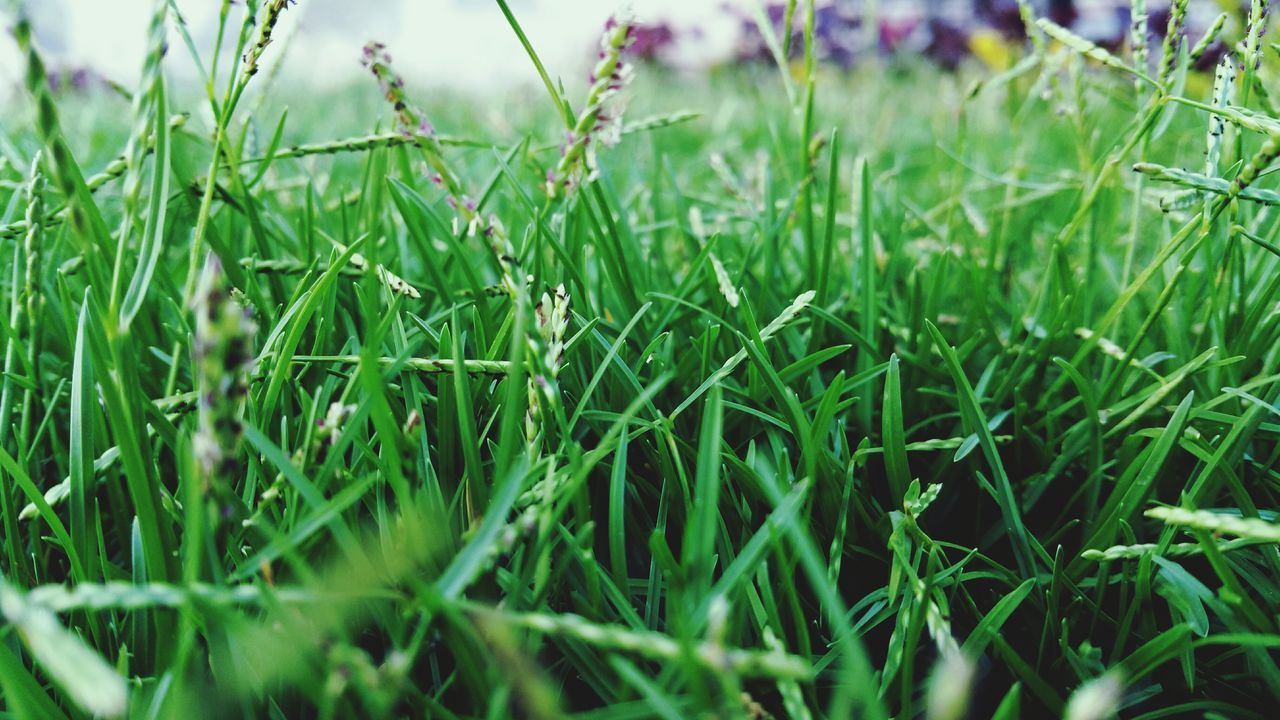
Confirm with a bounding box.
[1,1,1279,718]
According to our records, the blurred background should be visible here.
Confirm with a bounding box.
[6,0,721,93]
[0,1,1229,95]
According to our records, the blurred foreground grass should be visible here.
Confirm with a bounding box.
[1,1,1280,718]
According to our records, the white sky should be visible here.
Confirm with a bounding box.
[1,0,748,93]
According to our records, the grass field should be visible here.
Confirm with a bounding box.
[2,1,1280,718]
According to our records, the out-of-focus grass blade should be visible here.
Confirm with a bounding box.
[248,109,289,187]
[13,17,115,294]
[0,578,127,718]
[0,641,73,720]
[991,683,1021,720]
[1036,18,1156,86]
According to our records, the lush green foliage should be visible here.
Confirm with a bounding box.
[1,1,1279,718]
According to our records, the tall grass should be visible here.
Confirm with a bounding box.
[0,0,1279,717]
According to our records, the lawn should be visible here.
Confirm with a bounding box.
[1,1,1279,718]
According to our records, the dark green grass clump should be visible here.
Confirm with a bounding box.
[1,1,1279,718]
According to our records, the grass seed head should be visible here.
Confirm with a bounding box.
[1188,13,1228,65]
[1015,0,1044,54]
[1146,506,1280,541]
[242,0,298,81]
[1245,0,1272,71]
[1157,0,1190,86]
[23,153,44,324]
[526,285,570,445]
[1204,54,1234,214]
[925,648,976,720]
[361,40,522,295]
[1065,672,1125,720]
[192,253,257,496]
[361,41,434,140]
[1229,133,1280,198]
[548,11,636,198]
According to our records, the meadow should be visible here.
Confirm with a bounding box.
[1,0,1279,718]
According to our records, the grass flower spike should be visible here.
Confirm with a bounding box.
[1065,672,1125,720]
[362,41,522,295]
[1157,0,1189,87]
[22,154,44,360]
[1244,1,1271,72]
[526,285,570,445]
[242,0,298,81]
[192,253,257,515]
[547,12,636,198]
[1188,13,1228,66]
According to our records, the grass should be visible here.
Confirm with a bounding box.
[1,0,1279,717]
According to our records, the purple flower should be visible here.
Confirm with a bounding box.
[627,21,677,62]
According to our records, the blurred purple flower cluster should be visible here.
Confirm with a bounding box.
[44,66,104,94]
[624,1,1231,73]
[628,21,678,62]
